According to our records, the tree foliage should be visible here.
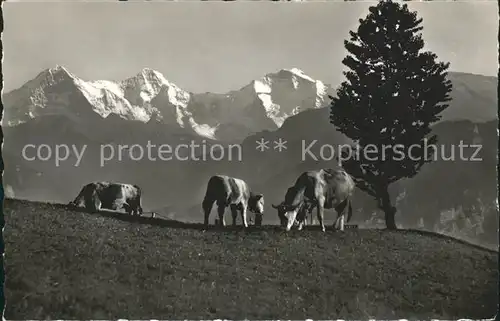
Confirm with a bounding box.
[329,0,453,229]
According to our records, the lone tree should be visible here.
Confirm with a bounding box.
[329,0,452,230]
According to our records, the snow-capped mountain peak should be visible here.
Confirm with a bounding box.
[27,65,76,92]
[3,66,188,126]
[251,68,331,126]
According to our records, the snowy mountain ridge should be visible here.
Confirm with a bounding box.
[3,65,333,141]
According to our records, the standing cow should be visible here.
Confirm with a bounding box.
[68,182,143,216]
[203,175,265,228]
[272,168,354,232]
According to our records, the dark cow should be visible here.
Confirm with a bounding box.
[272,168,354,232]
[68,182,143,216]
[203,175,265,228]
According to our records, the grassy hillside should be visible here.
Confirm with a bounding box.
[3,198,498,319]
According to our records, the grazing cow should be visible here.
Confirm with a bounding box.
[272,168,354,232]
[68,182,143,216]
[203,175,264,228]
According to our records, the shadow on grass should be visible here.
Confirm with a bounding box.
[59,202,286,233]
[403,228,499,253]
[60,202,358,233]
[80,209,500,252]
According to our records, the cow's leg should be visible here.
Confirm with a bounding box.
[123,203,133,215]
[332,209,340,230]
[202,198,215,226]
[216,201,226,227]
[94,198,102,213]
[84,197,94,213]
[240,203,249,228]
[297,207,306,230]
[230,204,238,226]
[316,198,326,232]
[128,200,140,216]
[84,193,93,212]
[85,193,100,213]
[334,200,348,231]
[308,204,317,225]
[333,214,340,230]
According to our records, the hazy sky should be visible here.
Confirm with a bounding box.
[3,1,498,94]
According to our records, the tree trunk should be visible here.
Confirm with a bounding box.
[379,186,398,230]
[384,207,397,230]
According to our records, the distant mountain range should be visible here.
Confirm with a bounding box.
[3,66,334,142]
[1,66,498,245]
[3,66,497,140]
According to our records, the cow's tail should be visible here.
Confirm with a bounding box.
[346,198,353,223]
[133,185,143,214]
[135,185,142,197]
[133,185,142,195]
[137,192,143,212]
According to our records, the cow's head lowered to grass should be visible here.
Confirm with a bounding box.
[272,185,306,231]
[272,202,302,231]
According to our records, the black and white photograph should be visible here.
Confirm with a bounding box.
[0,0,498,319]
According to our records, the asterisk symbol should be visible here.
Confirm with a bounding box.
[256,138,270,152]
[274,138,287,152]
